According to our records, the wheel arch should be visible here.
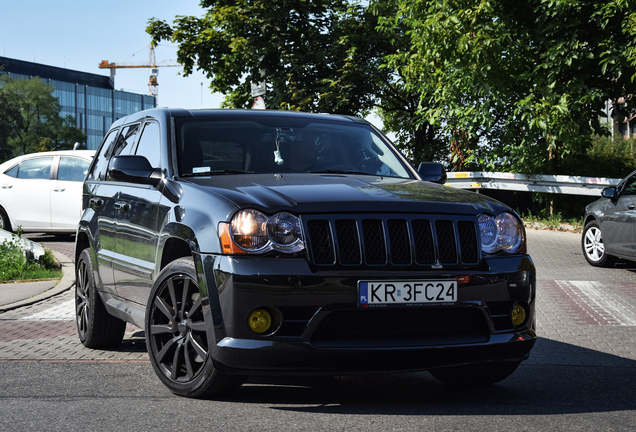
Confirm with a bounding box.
[0,204,13,232]
[159,237,194,270]
[583,214,598,228]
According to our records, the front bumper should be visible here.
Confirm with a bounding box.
[195,252,537,375]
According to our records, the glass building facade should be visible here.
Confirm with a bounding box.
[0,56,155,149]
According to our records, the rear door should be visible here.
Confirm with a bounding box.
[84,129,120,295]
[50,156,92,230]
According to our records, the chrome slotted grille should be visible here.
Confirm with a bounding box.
[304,215,480,269]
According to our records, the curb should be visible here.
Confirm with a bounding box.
[0,250,75,312]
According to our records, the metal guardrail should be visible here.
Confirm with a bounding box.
[445,172,621,196]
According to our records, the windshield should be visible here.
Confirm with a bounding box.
[175,116,413,179]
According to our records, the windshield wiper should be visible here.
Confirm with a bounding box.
[310,169,371,175]
[182,169,253,177]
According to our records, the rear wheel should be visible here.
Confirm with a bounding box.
[582,221,617,267]
[429,361,522,386]
[146,257,246,398]
[0,206,12,232]
[75,249,126,348]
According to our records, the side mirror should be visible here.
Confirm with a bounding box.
[109,155,162,186]
[417,162,447,184]
[601,186,617,200]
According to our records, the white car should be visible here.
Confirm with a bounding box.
[0,150,95,233]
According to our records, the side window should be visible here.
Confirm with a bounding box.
[4,164,19,178]
[621,175,636,196]
[135,121,161,167]
[58,157,91,182]
[113,124,140,157]
[16,157,54,180]
[87,129,119,181]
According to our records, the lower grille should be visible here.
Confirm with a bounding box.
[311,307,489,348]
[304,215,480,269]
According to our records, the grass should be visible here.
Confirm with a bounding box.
[521,212,583,233]
[0,235,62,282]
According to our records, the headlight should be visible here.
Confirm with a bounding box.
[221,209,305,254]
[231,209,269,251]
[267,212,303,251]
[478,212,525,254]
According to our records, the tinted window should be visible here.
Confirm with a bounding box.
[58,157,91,182]
[622,175,636,196]
[16,157,53,180]
[87,129,118,181]
[175,117,413,179]
[135,121,161,167]
[113,124,140,157]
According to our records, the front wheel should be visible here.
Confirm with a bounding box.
[582,221,617,267]
[429,361,522,386]
[145,257,246,398]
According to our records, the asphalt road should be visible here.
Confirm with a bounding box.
[0,228,634,431]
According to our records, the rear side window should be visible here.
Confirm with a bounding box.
[87,129,119,181]
[16,157,54,180]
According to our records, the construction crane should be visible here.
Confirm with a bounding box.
[98,44,180,98]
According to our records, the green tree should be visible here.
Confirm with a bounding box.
[147,0,449,165]
[147,0,383,115]
[0,75,86,157]
[378,0,636,175]
[0,85,18,161]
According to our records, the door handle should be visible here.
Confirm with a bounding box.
[628,204,635,210]
[89,197,104,208]
[114,201,131,212]
[53,187,66,192]
[0,184,12,189]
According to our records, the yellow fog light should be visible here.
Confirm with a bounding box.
[248,309,273,334]
[511,303,527,327]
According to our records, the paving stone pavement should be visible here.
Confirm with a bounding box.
[0,229,634,367]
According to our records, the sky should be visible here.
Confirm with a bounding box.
[1,0,383,129]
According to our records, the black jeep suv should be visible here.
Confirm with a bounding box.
[75,108,536,398]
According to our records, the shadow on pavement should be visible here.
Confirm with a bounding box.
[214,337,636,415]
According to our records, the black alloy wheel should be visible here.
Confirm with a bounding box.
[146,257,246,398]
[75,249,126,348]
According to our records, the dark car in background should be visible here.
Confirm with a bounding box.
[75,108,536,398]
[582,170,636,267]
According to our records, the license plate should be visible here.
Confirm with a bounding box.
[358,280,457,307]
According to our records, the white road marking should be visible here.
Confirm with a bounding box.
[20,300,75,321]
[556,280,636,326]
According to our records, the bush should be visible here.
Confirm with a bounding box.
[0,238,62,282]
[0,238,27,281]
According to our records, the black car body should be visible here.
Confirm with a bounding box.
[582,170,636,267]
[75,108,536,398]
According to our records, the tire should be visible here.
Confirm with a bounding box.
[429,360,522,386]
[146,257,247,398]
[582,221,617,267]
[75,249,126,348]
[0,206,12,232]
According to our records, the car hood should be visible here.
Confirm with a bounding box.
[184,174,509,216]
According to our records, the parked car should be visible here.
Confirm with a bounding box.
[0,150,95,233]
[75,108,536,398]
[582,170,636,267]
